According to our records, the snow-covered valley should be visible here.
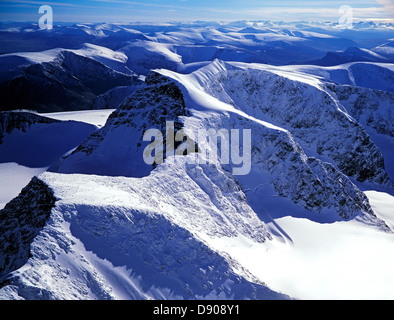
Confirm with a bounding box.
[0,21,393,300]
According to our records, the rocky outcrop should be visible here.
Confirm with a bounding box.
[0,177,56,281]
[52,72,194,177]
[0,111,60,144]
[326,83,394,137]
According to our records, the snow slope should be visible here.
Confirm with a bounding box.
[373,41,394,61]
[206,206,394,300]
[0,163,46,210]
[0,165,286,300]
[41,109,116,128]
[0,43,134,82]
[0,111,98,209]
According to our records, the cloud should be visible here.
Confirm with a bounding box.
[376,0,394,13]
[5,0,66,6]
[90,0,187,10]
[4,0,96,8]
[205,6,390,21]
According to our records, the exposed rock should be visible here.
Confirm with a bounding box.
[0,177,56,280]
[0,111,60,144]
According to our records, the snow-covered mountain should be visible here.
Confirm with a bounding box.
[0,45,140,112]
[1,21,393,75]
[52,64,392,218]
[0,21,394,300]
[2,60,393,299]
[306,47,391,66]
[1,21,393,113]
[275,62,394,92]
[372,41,394,61]
[0,171,288,300]
[185,60,393,184]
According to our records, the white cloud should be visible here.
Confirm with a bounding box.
[375,0,394,13]
[205,6,391,21]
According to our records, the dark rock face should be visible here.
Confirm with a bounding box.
[327,83,394,138]
[0,177,56,281]
[78,71,191,154]
[108,72,190,131]
[53,72,194,177]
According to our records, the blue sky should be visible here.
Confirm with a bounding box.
[0,0,393,23]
